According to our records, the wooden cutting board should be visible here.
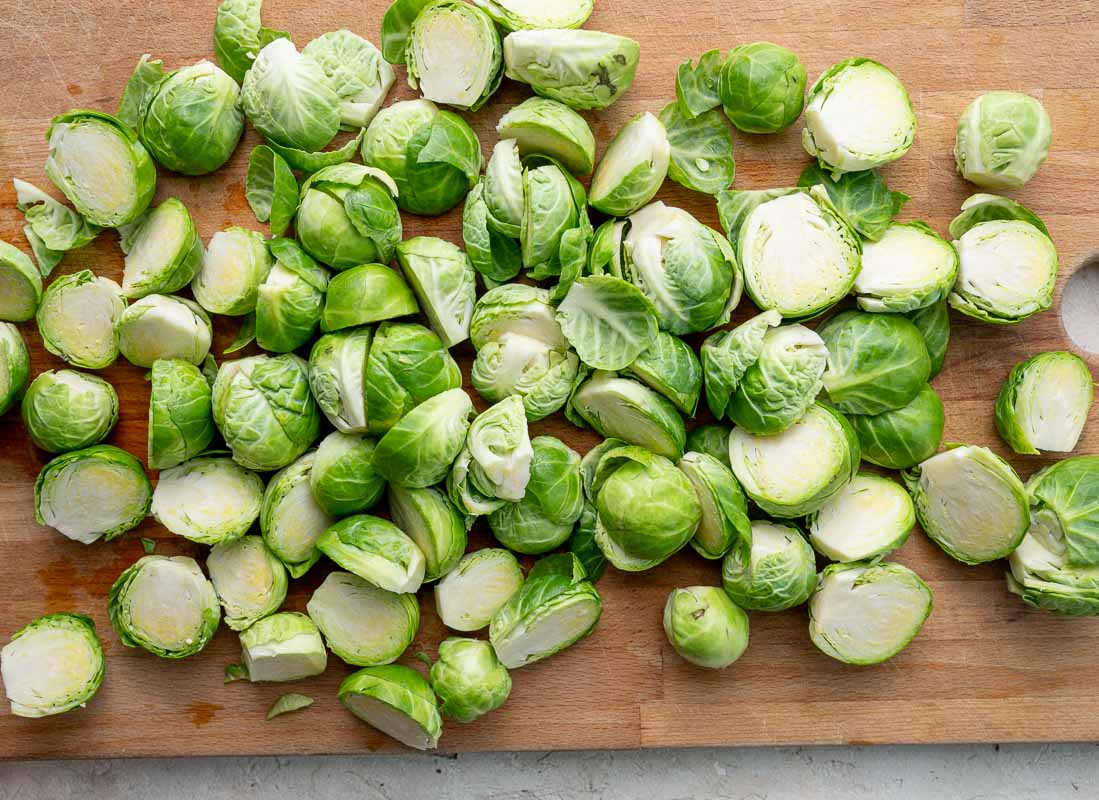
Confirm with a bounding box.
[2,0,1099,758]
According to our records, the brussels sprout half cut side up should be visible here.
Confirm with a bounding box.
[239,612,327,682]
[152,456,264,546]
[22,369,118,454]
[471,0,593,31]
[405,1,503,112]
[261,451,335,579]
[310,431,387,518]
[497,97,596,175]
[207,535,289,632]
[471,333,579,422]
[470,283,567,351]
[36,270,125,370]
[663,586,750,669]
[429,637,512,723]
[720,42,806,134]
[307,571,420,666]
[118,198,203,300]
[338,665,443,750]
[434,548,525,632]
[849,383,945,471]
[504,29,639,111]
[808,473,915,563]
[1,613,104,718]
[0,240,43,322]
[722,520,817,612]
[996,352,1093,455]
[316,515,426,594]
[117,294,212,368]
[955,91,1051,190]
[193,227,274,316]
[372,388,474,489]
[588,113,669,217]
[854,222,959,314]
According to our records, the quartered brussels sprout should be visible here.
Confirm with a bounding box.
[849,383,944,471]
[35,445,151,544]
[372,388,474,488]
[557,276,659,371]
[903,445,1029,564]
[308,328,371,434]
[153,456,263,545]
[148,359,215,470]
[722,520,816,612]
[497,97,596,175]
[663,586,750,669]
[322,263,417,333]
[472,333,579,421]
[366,322,462,435]
[996,351,1092,455]
[297,164,402,270]
[908,301,950,378]
[317,515,426,594]
[403,1,502,111]
[116,294,212,367]
[808,473,914,563]
[192,227,273,316]
[1008,495,1099,616]
[570,371,686,460]
[854,222,959,313]
[207,535,288,631]
[955,91,1051,190]
[37,270,125,369]
[389,484,467,581]
[338,665,442,750]
[396,237,477,349]
[588,113,669,216]
[472,0,593,31]
[1,613,104,718]
[429,637,512,723]
[490,553,601,669]
[45,110,156,227]
[118,198,203,299]
[310,432,387,517]
[261,451,335,578]
[22,370,118,453]
[686,424,732,469]
[1026,456,1099,568]
[0,323,28,416]
[626,332,702,417]
[449,396,533,515]
[109,555,220,658]
[679,452,751,561]
[239,612,327,682]
[303,30,394,128]
[504,29,639,111]
[809,562,933,665]
[720,42,806,134]
[256,238,329,352]
[728,403,860,518]
[307,571,420,666]
[0,240,42,322]
[802,58,916,175]
[520,158,590,281]
[435,548,524,631]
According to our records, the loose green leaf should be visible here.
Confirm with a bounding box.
[214,0,290,85]
[117,54,166,129]
[246,145,298,236]
[798,164,908,242]
[266,693,314,719]
[659,103,735,195]
[225,663,249,682]
[14,179,101,261]
[201,354,219,387]
[676,50,724,119]
[224,313,257,355]
[141,537,157,554]
[23,224,63,277]
[267,129,365,173]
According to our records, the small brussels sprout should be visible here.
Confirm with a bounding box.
[490,553,601,669]
[435,548,524,631]
[588,113,670,216]
[728,403,860,518]
[317,515,426,594]
[0,240,42,322]
[35,445,151,544]
[116,294,212,367]
[497,97,596,174]
[720,42,806,134]
[148,359,215,470]
[685,424,732,469]
[322,263,417,333]
[471,334,579,422]
[192,227,273,316]
[338,665,442,750]
[472,0,593,31]
[470,283,565,349]
[297,164,402,270]
[679,452,751,561]
[903,445,1029,564]
[310,432,387,518]
[260,451,334,577]
[625,332,701,417]
[797,163,908,242]
[1007,503,1099,616]
[802,58,916,175]
[0,323,28,416]
[557,276,659,371]
[117,198,203,299]
[955,91,1051,189]
[372,388,474,489]
[570,371,686,461]
[429,637,512,723]
[303,29,394,128]
[22,370,118,453]
[308,328,371,433]
[153,456,264,545]
[307,571,420,666]
[255,238,330,353]
[213,0,289,84]
[996,352,1093,455]
[396,237,477,349]
[36,270,125,369]
[854,222,959,313]
[403,1,502,111]
[566,501,606,582]
[663,586,750,669]
[722,520,816,612]
[808,473,914,563]
[389,484,468,581]
[207,535,289,631]
[1026,456,1099,568]
[849,384,944,471]
[908,301,950,378]
[1,613,104,718]
[238,612,326,682]
[366,322,462,435]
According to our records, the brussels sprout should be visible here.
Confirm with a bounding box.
[108,555,220,658]
[372,388,474,488]
[728,403,860,518]
[1,613,104,718]
[317,515,426,594]
[809,562,933,664]
[389,485,468,580]
[472,0,593,31]
[588,113,669,216]
[192,227,273,316]
[212,354,321,471]
[802,58,916,175]
[297,164,402,270]
[520,159,588,280]
[1007,504,1099,616]
[207,535,289,631]
[117,198,202,299]
[503,29,639,111]
[808,473,914,563]
[303,30,394,128]
[22,370,118,453]
[13,178,101,277]
[310,432,387,517]
[470,283,565,349]
[849,384,944,471]
[497,97,596,175]
[664,586,750,669]
[464,190,522,288]
[116,294,212,368]
[338,665,442,750]
[701,309,780,419]
[449,396,533,515]
[245,146,297,237]
[472,334,579,421]
[153,456,263,545]
[363,99,482,216]
[819,311,931,415]
[402,1,502,111]
[239,612,327,682]
[213,0,289,84]
[322,263,418,333]
[260,451,335,577]
[686,424,732,469]
[679,452,751,561]
[435,548,525,631]
[45,110,156,227]
[396,237,477,348]
[955,91,1051,190]
[557,276,659,371]
[996,352,1093,455]
[720,42,806,134]
[567,501,606,582]
[722,520,816,612]
[853,221,958,313]
[490,553,601,668]
[365,322,462,435]
[569,371,686,460]
[903,445,1029,564]
[308,328,371,433]
[36,270,125,369]
[908,301,950,378]
[35,445,151,544]
[1026,456,1099,568]
[0,240,42,322]
[147,359,214,470]
[478,139,524,237]
[307,571,420,666]
[256,238,330,352]
[0,323,28,416]
[625,332,702,417]
[429,637,512,723]
[657,103,737,196]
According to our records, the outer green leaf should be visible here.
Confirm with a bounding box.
[675,49,723,118]
[659,103,735,195]
[246,145,298,236]
[798,164,908,241]
[266,693,313,720]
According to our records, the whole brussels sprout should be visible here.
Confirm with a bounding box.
[192,227,273,316]
[0,612,104,718]
[434,548,525,632]
[321,263,418,333]
[808,473,914,563]
[36,270,125,370]
[307,571,420,666]
[238,611,327,682]
[449,396,533,515]
[389,484,468,581]
[589,113,670,216]
[429,637,511,723]
[504,29,639,111]
[316,515,426,594]
[0,323,28,416]
[955,91,1051,189]
[373,388,474,489]
[308,328,371,434]
[207,535,288,632]
[148,359,215,470]
[303,29,395,128]
[116,294,212,368]
[153,456,264,545]
[366,322,463,435]
[569,371,686,461]
[338,665,442,750]
[297,164,402,270]
[471,0,593,30]
[22,370,118,453]
[663,586,750,669]
[855,222,958,313]
[995,352,1093,456]
[678,452,751,561]
[720,42,806,134]
[256,238,330,353]
[310,431,387,518]
[403,1,503,111]
[722,520,816,612]
[118,198,203,299]
[0,240,42,322]
[396,237,477,349]
[849,384,944,471]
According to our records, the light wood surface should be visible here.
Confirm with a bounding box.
[2,0,1099,758]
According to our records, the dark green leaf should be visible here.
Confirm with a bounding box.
[676,50,724,119]
[659,103,735,195]
[266,693,313,719]
[246,145,299,236]
[798,164,909,242]
[224,313,256,355]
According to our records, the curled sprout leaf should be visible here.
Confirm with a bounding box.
[266,693,314,720]
[246,145,298,235]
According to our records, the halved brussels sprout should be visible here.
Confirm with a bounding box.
[256,238,329,353]
[589,113,670,217]
[679,452,751,561]
[471,0,593,31]
[307,571,420,666]
[192,227,273,316]
[1,613,104,718]
[903,445,1029,564]
[497,97,596,175]
[1007,503,1099,616]
[721,520,816,612]
[720,42,806,134]
[472,334,579,421]
[148,359,215,470]
[36,270,125,369]
[297,164,402,270]
[35,445,151,544]
[849,383,944,471]
[570,371,686,460]
[663,586,750,669]
[317,515,426,594]
[13,178,101,277]
[213,0,289,84]
[504,29,639,111]
[0,323,28,416]
[470,283,565,349]
[0,240,42,322]
[685,424,732,469]
[389,484,468,580]
[557,276,659,371]
[404,1,502,111]
[118,198,202,299]
[1026,456,1099,568]
[996,352,1093,455]
[322,263,417,333]
[260,451,334,578]
[153,456,264,545]
[366,322,462,435]
[303,30,394,128]
[109,555,220,658]
[22,370,118,453]
[625,332,701,417]
[908,301,950,378]
[239,612,327,682]
[434,548,524,631]
[310,431,387,517]
[478,139,524,238]
[116,294,212,367]
[449,396,533,515]
[309,328,371,433]
[802,58,916,175]
[372,388,474,488]
[429,638,512,727]
[808,473,914,562]
[338,665,442,750]
[396,237,477,348]
[207,535,289,631]
[955,91,1051,190]
[854,222,959,313]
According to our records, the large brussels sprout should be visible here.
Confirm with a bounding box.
[626,331,702,416]
[118,198,203,299]
[396,237,477,348]
[365,322,462,435]
[435,548,524,631]
[1007,503,1099,616]
[569,371,686,461]
[402,1,502,111]
[588,113,669,217]
[207,535,288,631]
[0,323,28,416]
[322,263,417,333]
[721,520,816,612]
[720,42,806,134]
[35,445,151,544]
[308,328,371,433]
[338,665,442,750]
[663,586,750,669]
[849,383,944,471]
[903,445,1029,564]
[504,29,639,110]
[497,97,596,175]
[153,456,263,545]
[256,238,329,352]
[259,451,335,577]
[1026,457,1099,568]
[1,613,104,718]
[372,388,474,488]
[679,452,751,561]
[908,301,950,378]
[728,403,859,518]
[471,0,593,31]
[0,240,42,322]
[802,59,916,175]
[449,396,533,515]
[310,432,387,517]
[192,227,273,316]
[307,571,420,666]
[239,612,327,682]
[686,424,732,469]
[45,110,156,227]
[556,276,659,371]
[116,294,212,367]
[303,30,394,128]
[317,515,426,594]
[22,370,117,453]
[472,333,579,422]
[148,359,215,470]
[36,270,125,369]
[996,352,1093,455]
[955,91,1051,190]
[297,164,402,270]
[854,222,959,313]
[430,637,512,723]
[389,484,467,581]
[808,473,914,563]
[809,562,933,664]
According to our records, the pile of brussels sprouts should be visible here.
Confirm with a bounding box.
[0,0,1091,750]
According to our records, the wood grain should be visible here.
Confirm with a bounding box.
[2,0,1099,758]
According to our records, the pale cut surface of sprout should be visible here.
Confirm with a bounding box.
[307,572,418,666]
[1015,356,1091,452]
[122,204,190,296]
[491,596,599,669]
[207,536,286,631]
[123,558,217,652]
[342,693,437,750]
[193,228,272,315]
[475,0,593,29]
[410,5,498,108]
[117,295,211,367]
[48,122,137,222]
[435,549,523,631]
[152,458,263,544]
[855,223,957,312]
[1,615,103,718]
[37,273,125,369]
[37,454,149,544]
[239,613,327,682]
[809,474,914,562]
[952,220,1058,317]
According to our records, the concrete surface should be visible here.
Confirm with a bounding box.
[2,745,1096,799]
